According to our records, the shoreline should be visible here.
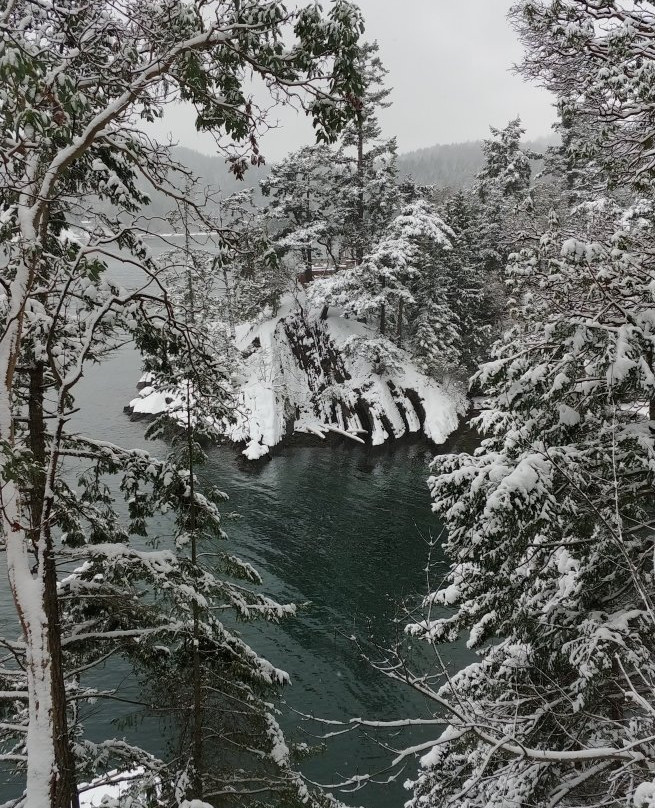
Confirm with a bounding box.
[123,398,481,464]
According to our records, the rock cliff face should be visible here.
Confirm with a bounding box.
[127,302,466,459]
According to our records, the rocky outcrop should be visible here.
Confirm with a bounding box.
[126,302,466,459]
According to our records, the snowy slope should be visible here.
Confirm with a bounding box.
[127,301,466,459]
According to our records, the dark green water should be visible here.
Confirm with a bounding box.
[0,250,476,806]
[69,338,476,808]
[210,439,471,808]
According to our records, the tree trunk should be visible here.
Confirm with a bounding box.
[183,202,197,322]
[2,395,55,808]
[0,236,59,808]
[397,299,404,346]
[304,184,314,282]
[187,382,204,800]
[306,242,313,283]
[222,266,236,340]
[29,365,79,808]
[8,548,54,808]
[355,113,365,266]
[648,347,655,423]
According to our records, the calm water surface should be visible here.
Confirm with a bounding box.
[0,250,477,807]
[74,341,475,808]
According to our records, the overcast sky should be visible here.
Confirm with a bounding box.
[150,0,556,161]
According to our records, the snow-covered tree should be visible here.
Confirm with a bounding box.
[163,188,285,336]
[261,145,344,282]
[161,191,225,326]
[335,41,398,265]
[439,190,498,370]
[119,323,335,807]
[404,4,655,807]
[510,0,655,196]
[478,117,532,202]
[405,200,655,808]
[213,189,289,326]
[0,0,365,805]
[475,117,536,277]
[311,196,461,373]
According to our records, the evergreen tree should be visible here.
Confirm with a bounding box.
[439,190,497,371]
[212,189,286,327]
[311,196,459,373]
[0,0,365,804]
[261,145,343,282]
[478,117,532,201]
[129,319,331,807]
[475,117,535,276]
[408,198,655,808]
[160,196,231,342]
[510,0,655,195]
[406,4,655,807]
[335,41,398,265]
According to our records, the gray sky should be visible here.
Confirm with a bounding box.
[151,0,556,160]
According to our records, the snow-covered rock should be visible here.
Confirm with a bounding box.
[127,300,466,459]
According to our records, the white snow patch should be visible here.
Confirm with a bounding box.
[634,782,655,808]
[129,297,465,458]
[79,768,147,807]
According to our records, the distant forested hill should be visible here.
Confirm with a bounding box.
[137,137,557,222]
[172,146,270,198]
[133,147,270,222]
[397,136,557,189]
[397,141,485,188]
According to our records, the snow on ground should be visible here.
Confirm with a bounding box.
[79,768,146,807]
[128,298,466,459]
[129,386,172,418]
[79,769,212,808]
